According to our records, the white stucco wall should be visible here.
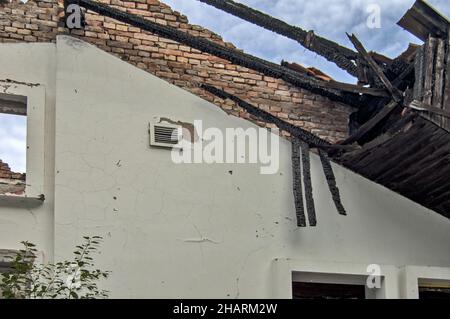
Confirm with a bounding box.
[0,36,449,299]
[0,43,56,263]
[52,36,450,298]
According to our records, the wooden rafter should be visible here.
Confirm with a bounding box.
[300,142,316,226]
[444,27,450,128]
[66,0,395,106]
[196,0,359,77]
[341,100,399,145]
[291,138,306,227]
[340,34,411,145]
[200,84,331,148]
[397,0,449,41]
[201,84,348,224]
[319,150,346,216]
[347,33,403,102]
[409,100,450,118]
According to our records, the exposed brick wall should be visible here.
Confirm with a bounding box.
[0,159,24,180]
[0,159,25,195]
[0,0,353,142]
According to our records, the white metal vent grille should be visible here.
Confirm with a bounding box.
[149,122,182,148]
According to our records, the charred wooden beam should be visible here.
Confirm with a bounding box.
[281,60,389,97]
[413,46,425,100]
[201,84,331,148]
[347,33,403,102]
[66,0,363,107]
[204,85,351,226]
[292,138,306,227]
[433,38,446,110]
[336,116,450,220]
[201,85,361,155]
[392,62,415,88]
[300,142,316,226]
[444,28,450,128]
[371,52,394,66]
[320,80,389,97]
[423,36,437,106]
[409,100,450,118]
[375,123,448,186]
[340,34,408,145]
[319,150,347,216]
[203,84,348,226]
[341,100,399,145]
[196,0,358,77]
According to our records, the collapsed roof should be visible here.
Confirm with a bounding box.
[63,0,450,222]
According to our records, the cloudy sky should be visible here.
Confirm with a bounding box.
[0,113,26,173]
[1,0,449,173]
[164,0,449,83]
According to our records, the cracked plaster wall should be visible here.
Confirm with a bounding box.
[50,36,450,298]
[0,41,55,263]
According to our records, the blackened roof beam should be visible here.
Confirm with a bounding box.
[202,84,362,152]
[65,0,370,107]
[66,0,396,107]
[201,84,331,147]
[196,0,359,78]
[347,33,403,102]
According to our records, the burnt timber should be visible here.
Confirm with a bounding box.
[64,0,370,107]
[199,0,450,220]
[195,0,409,85]
[196,0,359,77]
[67,0,450,220]
[335,0,450,219]
[335,114,450,219]
[202,84,347,225]
[398,0,449,41]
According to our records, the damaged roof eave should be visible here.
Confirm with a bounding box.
[398,0,449,41]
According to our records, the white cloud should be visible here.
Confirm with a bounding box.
[1,0,449,171]
[164,0,450,82]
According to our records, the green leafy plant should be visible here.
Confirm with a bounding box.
[0,236,110,299]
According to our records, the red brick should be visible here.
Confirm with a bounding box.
[0,0,351,143]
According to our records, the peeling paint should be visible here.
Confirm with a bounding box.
[0,78,40,88]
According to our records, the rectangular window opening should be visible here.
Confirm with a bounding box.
[292,281,366,300]
[419,279,450,300]
[0,93,27,196]
[292,272,384,300]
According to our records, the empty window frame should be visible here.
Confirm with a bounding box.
[0,93,27,196]
[292,271,385,300]
[419,279,450,300]
[292,281,366,300]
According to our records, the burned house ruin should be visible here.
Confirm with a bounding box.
[0,0,449,299]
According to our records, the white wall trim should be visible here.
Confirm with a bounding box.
[400,265,450,299]
[0,80,46,201]
[271,258,400,299]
